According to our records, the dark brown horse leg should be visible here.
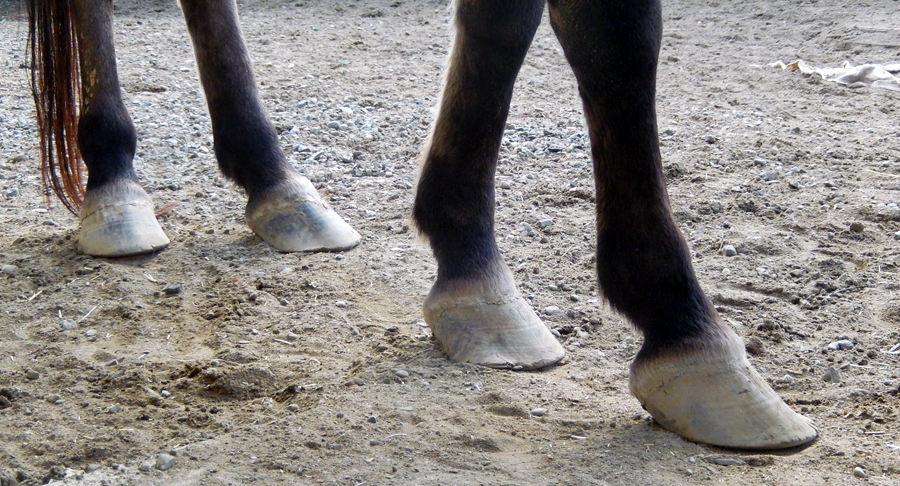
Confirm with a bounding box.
[180,0,359,252]
[548,0,816,448]
[413,0,564,369]
[73,0,169,256]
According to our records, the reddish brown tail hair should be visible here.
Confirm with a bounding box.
[28,0,84,215]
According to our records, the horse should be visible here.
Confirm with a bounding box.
[28,0,818,450]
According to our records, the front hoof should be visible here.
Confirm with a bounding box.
[425,277,564,370]
[630,330,817,449]
[78,181,170,257]
[246,176,360,252]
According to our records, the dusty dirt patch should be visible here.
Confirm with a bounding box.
[1,0,899,485]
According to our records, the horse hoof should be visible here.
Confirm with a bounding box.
[78,181,170,257]
[630,329,818,449]
[246,175,360,252]
[424,267,565,370]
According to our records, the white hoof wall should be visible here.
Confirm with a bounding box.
[425,284,564,370]
[246,176,360,252]
[78,182,169,257]
[630,334,818,449]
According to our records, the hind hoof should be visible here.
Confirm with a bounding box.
[246,175,360,252]
[630,329,818,449]
[425,266,564,370]
[78,181,169,257]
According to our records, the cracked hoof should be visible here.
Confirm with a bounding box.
[630,329,818,449]
[424,268,565,370]
[78,181,169,257]
[246,175,360,252]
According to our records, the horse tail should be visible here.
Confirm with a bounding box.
[28,0,84,215]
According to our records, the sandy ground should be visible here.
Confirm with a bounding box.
[1,0,899,484]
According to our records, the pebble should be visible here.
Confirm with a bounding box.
[335,300,348,308]
[285,331,300,342]
[776,374,795,384]
[160,390,171,398]
[827,339,854,350]
[85,329,98,341]
[327,121,341,129]
[709,457,743,466]
[894,230,900,240]
[1,264,17,276]
[852,467,867,478]
[543,305,560,316]
[704,135,717,144]
[156,453,176,471]
[61,319,78,331]
[287,404,300,412]
[537,218,554,229]
[530,408,548,417]
[822,366,842,384]
[762,171,780,181]
[395,369,409,379]
[0,396,11,409]
[25,370,40,380]
[163,284,182,295]
[722,245,738,257]
[849,222,865,233]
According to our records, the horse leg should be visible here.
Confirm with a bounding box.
[71,0,169,256]
[547,0,816,448]
[179,0,359,252]
[413,0,564,370]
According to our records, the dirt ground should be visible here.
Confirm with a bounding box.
[1,0,899,484]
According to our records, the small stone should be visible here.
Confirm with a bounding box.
[156,453,176,471]
[849,222,865,233]
[530,408,548,417]
[827,339,854,350]
[335,300,348,308]
[327,121,341,129]
[367,416,377,423]
[85,464,101,473]
[287,404,300,412]
[1,264,17,276]
[762,171,780,181]
[5,188,19,197]
[285,331,300,342]
[822,366,842,383]
[25,370,40,380]
[722,245,738,257]
[160,390,171,398]
[542,306,560,316]
[852,467,866,478]
[0,396,11,409]
[776,374,794,384]
[894,230,900,240]
[704,135,717,144]
[395,369,409,378]
[709,457,743,466]
[745,337,765,355]
[47,395,63,405]
[162,284,182,296]
[139,464,151,472]
[537,218,554,229]
[61,319,77,331]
